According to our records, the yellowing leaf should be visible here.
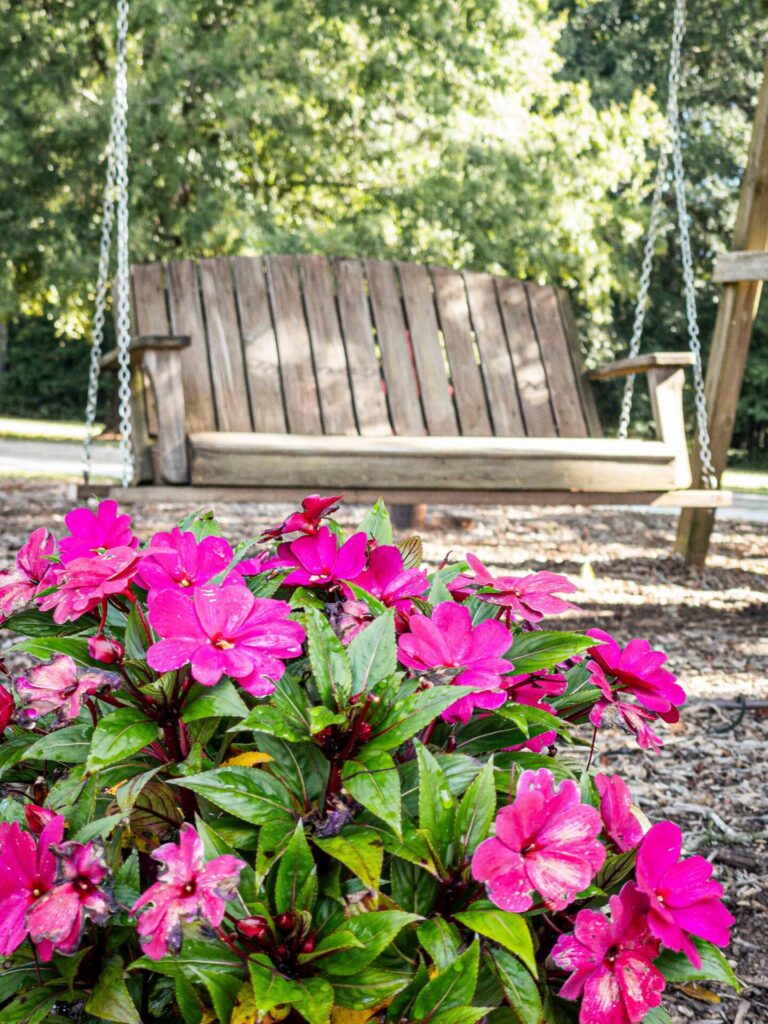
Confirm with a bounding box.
[678,982,722,1004]
[224,751,273,767]
[332,1006,392,1024]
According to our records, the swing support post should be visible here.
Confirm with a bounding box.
[676,53,768,565]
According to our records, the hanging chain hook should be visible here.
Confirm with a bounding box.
[618,0,717,487]
[82,0,133,489]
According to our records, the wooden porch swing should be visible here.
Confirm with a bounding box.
[79,0,733,523]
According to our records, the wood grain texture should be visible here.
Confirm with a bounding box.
[712,250,768,283]
[266,255,323,434]
[334,258,391,435]
[495,277,557,437]
[431,266,492,436]
[198,258,252,432]
[464,271,526,436]
[232,256,287,433]
[590,352,696,380]
[398,262,458,435]
[557,288,602,437]
[165,260,217,432]
[526,283,588,437]
[366,259,425,435]
[299,255,357,434]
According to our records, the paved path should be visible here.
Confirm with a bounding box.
[1,438,767,523]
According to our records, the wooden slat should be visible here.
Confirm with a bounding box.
[431,266,492,436]
[526,283,589,437]
[80,484,734,510]
[590,352,696,381]
[266,255,323,434]
[231,256,287,433]
[198,259,252,432]
[299,255,357,435]
[463,272,526,436]
[366,259,425,435]
[334,259,391,436]
[495,277,557,437]
[557,289,602,437]
[165,260,217,432]
[189,431,681,492]
[712,250,768,283]
[398,263,459,435]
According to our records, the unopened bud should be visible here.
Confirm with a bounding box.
[236,916,270,942]
[301,932,316,954]
[24,804,57,835]
[275,912,295,932]
[87,635,125,664]
[356,721,373,742]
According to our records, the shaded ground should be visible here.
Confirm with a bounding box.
[1,480,766,1022]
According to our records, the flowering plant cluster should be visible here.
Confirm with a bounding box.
[0,496,738,1024]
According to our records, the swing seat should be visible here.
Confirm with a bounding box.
[93,255,730,510]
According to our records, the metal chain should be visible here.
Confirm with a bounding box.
[82,0,133,488]
[618,0,717,486]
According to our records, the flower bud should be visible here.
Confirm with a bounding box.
[24,804,57,834]
[0,683,13,733]
[275,912,295,932]
[87,635,125,665]
[236,916,270,942]
[300,932,316,954]
[274,944,291,961]
[356,721,373,742]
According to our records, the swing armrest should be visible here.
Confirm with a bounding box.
[588,352,695,382]
[100,335,191,370]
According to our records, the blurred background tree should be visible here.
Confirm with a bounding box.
[0,0,765,459]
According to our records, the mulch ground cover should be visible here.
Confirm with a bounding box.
[1,480,766,1023]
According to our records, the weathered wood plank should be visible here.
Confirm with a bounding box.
[398,262,459,435]
[366,259,425,435]
[165,260,217,432]
[299,255,357,435]
[266,255,323,434]
[526,283,589,437]
[232,256,287,433]
[712,250,768,283]
[590,352,695,381]
[464,271,526,436]
[334,258,391,436]
[198,258,252,432]
[431,266,492,436]
[557,288,602,437]
[495,277,556,437]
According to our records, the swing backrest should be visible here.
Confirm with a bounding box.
[130,254,602,440]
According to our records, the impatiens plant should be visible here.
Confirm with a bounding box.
[0,496,738,1024]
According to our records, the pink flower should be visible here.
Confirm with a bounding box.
[397,602,514,724]
[27,840,114,957]
[595,775,644,852]
[329,599,374,644]
[504,671,568,752]
[345,545,428,612]
[552,882,665,1024]
[270,527,368,589]
[590,695,665,753]
[0,682,14,733]
[136,528,246,593]
[0,814,64,957]
[25,805,59,835]
[147,584,305,696]
[471,768,605,912]
[58,500,137,564]
[586,630,685,720]
[132,823,246,959]
[635,821,735,967]
[15,655,116,724]
[261,494,341,540]
[87,635,125,664]
[0,527,57,621]
[38,547,145,623]
[449,554,578,622]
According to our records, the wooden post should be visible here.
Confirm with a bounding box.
[676,54,768,565]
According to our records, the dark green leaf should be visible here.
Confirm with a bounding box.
[432,1008,494,1024]
[2,608,83,637]
[418,918,462,972]
[320,911,421,976]
[489,947,543,1024]
[235,703,308,741]
[305,607,353,708]
[342,747,402,837]
[182,679,248,722]
[367,686,473,752]
[275,822,318,914]
[454,905,536,976]
[654,939,740,990]
[416,740,455,862]
[507,631,594,675]
[85,708,159,772]
[332,966,414,1009]
[85,956,141,1023]
[25,722,93,764]
[12,635,103,667]
[454,759,496,857]
[313,829,384,890]
[411,941,479,1019]
[177,767,296,824]
[349,608,396,694]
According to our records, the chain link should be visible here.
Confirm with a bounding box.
[618,0,717,486]
[82,0,133,488]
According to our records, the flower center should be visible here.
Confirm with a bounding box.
[74,878,92,895]
[213,638,235,650]
[30,885,44,899]
[179,578,192,588]
[182,881,196,897]
[522,841,538,855]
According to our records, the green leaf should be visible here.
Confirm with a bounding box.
[654,939,740,991]
[72,812,124,843]
[182,679,249,722]
[416,740,455,861]
[291,975,335,1024]
[2,608,84,637]
[249,955,334,1023]
[359,498,394,545]
[85,956,141,1023]
[313,829,384,890]
[507,631,594,674]
[0,733,37,777]
[432,1009,494,1024]
[25,722,93,763]
[642,1009,673,1024]
[177,766,296,824]
[85,708,159,772]
[412,941,479,1019]
[418,918,462,972]
[454,904,536,976]
[256,815,298,879]
[320,911,421,976]
[454,759,496,857]
[488,947,543,1024]
[0,983,62,1024]
[332,967,415,1009]
[427,568,455,605]
[275,822,318,914]
[12,635,102,667]
[348,608,396,694]
[367,686,473,752]
[342,747,402,837]
[114,766,164,815]
[124,603,149,659]
[175,974,204,1024]
[308,705,346,735]
[236,702,308,741]
[390,858,439,915]
[305,607,353,708]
